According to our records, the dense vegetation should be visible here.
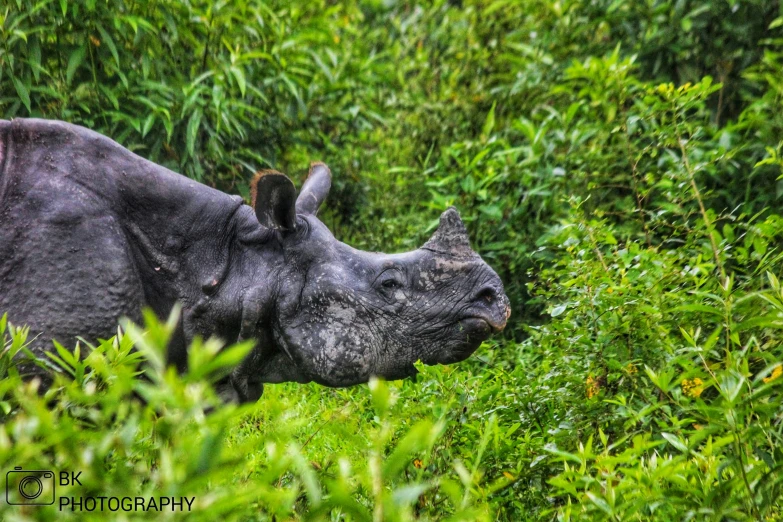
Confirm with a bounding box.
[2,0,783,519]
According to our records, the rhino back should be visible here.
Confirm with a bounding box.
[0,119,247,369]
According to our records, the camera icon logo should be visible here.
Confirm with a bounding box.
[6,467,55,505]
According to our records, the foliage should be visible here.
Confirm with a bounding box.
[0,311,493,521]
[2,0,783,520]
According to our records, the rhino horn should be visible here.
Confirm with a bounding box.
[296,162,331,216]
[422,207,474,258]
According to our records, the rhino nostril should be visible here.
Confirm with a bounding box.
[473,286,498,305]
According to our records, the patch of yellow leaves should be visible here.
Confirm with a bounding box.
[681,378,704,398]
[586,376,599,399]
[763,365,782,384]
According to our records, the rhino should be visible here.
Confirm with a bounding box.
[0,118,510,401]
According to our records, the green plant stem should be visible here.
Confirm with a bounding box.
[676,128,726,281]
[585,221,609,272]
[731,410,762,522]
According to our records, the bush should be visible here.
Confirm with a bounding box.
[0,311,499,521]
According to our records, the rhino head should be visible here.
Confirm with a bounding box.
[227,163,510,396]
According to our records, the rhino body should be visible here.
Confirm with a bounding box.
[0,119,510,401]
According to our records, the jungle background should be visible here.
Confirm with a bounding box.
[1,0,783,520]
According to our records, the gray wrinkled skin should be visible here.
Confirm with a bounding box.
[0,119,510,402]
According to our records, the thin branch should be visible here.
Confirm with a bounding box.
[675,128,726,281]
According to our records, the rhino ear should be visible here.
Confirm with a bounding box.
[251,170,297,231]
[422,207,474,257]
[295,162,331,216]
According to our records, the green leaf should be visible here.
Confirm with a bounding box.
[203,341,253,376]
[670,304,723,316]
[66,45,87,85]
[369,376,392,417]
[28,37,41,82]
[768,271,780,292]
[543,445,582,464]
[383,420,442,479]
[142,114,155,138]
[585,492,614,516]
[734,315,783,333]
[12,30,28,43]
[12,76,31,112]
[551,304,567,317]
[186,110,202,158]
[230,66,247,97]
[661,432,689,453]
[482,101,496,138]
[392,483,432,504]
[469,147,491,168]
[98,84,119,110]
[717,372,745,404]
[96,23,120,67]
[700,325,722,352]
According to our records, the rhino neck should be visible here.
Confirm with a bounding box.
[121,187,242,292]
[108,145,285,368]
[88,132,270,352]
[121,189,274,343]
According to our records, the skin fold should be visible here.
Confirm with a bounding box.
[0,119,510,402]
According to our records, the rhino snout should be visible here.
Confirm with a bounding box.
[468,285,511,332]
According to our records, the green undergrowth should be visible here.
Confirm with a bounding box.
[0,311,532,521]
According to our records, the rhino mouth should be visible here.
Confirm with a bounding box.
[457,317,493,348]
[421,316,495,366]
[460,316,493,332]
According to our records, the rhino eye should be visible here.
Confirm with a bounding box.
[381,279,401,290]
[376,271,405,298]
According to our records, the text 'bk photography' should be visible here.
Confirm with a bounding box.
[6,467,195,513]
